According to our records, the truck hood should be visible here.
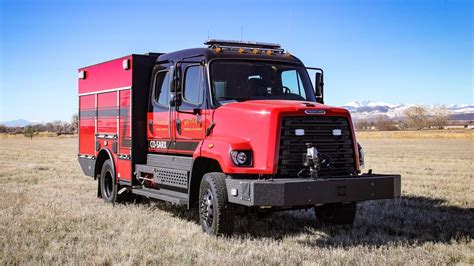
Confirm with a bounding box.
[215,100,350,115]
[204,100,355,175]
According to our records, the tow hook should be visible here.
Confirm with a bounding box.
[298,143,333,178]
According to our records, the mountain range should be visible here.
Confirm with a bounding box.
[0,119,38,127]
[1,101,473,126]
[0,119,49,127]
[341,100,474,121]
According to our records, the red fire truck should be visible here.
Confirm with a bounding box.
[78,40,400,235]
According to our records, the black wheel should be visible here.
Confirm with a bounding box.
[99,159,122,203]
[314,202,357,225]
[199,172,235,236]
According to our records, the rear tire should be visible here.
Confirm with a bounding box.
[199,172,235,236]
[99,159,124,203]
[314,202,357,225]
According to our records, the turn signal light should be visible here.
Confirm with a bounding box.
[251,48,260,54]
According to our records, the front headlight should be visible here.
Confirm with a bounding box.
[357,142,365,169]
[230,150,252,166]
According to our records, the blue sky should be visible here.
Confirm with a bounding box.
[0,0,472,122]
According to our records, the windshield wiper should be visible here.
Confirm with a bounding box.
[217,97,248,102]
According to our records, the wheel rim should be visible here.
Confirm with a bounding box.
[104,170,113,198]
[200,189,214,229]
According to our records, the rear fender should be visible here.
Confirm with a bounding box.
[95,148,115,180]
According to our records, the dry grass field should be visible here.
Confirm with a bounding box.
[0,131,473,264]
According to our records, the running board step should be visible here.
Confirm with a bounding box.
[131,187,189,205]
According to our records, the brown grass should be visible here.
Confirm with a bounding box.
[357,129,474,140]
[0,132,473,264]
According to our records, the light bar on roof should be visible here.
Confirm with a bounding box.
[205,39,285,55]
[204,39,281,49]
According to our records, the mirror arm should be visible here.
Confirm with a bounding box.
[306,67,324,104]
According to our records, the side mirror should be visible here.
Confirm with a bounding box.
[315,72,324,104]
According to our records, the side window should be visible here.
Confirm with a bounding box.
[281,70,306,98]
[154,71,170,106]
[183,66,203,105]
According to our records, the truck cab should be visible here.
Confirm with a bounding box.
[78,40,400,235]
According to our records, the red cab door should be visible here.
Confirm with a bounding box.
[148,69,172,153]
[172,63,207,155]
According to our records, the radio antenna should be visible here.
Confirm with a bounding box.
[241,26,243,41]
[286,9,293,50]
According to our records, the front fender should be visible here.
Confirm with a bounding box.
[199,136,272,174]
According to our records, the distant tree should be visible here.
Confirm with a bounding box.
[70,113,78,134]
[12,127,24,134]
[24,126,37,139]
[0,125,6,133]
[355,119,371,131]
[32,124,46,132]
[51,120,70,134]
[404,106,428,130]
[52,121,63,132]
[397,120,410,131]
[45,122,54,132]
[431,106,452,129]
[374,116,398,131]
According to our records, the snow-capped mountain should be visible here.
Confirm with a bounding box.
[340,100,474,120]
[343,100,400,109]
[0,119,46,127]
[0,119,34,127]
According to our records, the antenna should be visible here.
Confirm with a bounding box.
[286,9,293,51]
[240,26,243,41]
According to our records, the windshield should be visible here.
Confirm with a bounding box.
[210,60,316,104]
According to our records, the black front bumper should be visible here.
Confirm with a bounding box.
[225,174,401,207]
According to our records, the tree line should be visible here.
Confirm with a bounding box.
[0,114,78,138]
[0,107,464,138]
[355,106,455,131]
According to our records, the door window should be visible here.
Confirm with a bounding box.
[183,66,203,105]
[154,71,170,106]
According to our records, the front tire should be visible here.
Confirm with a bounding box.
[199,172,235,236]
[314,202,357,225]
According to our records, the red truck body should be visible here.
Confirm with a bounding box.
[78,54,159,184]
[78,40,400,235]
[78,58,359,177]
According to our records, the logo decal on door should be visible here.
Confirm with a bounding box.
[149,140,167,149]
